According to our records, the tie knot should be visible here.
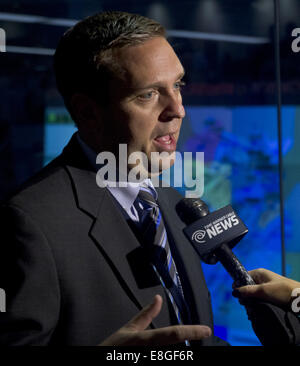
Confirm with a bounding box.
[138,187,157,207]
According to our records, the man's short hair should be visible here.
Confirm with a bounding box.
[54,11,165,114]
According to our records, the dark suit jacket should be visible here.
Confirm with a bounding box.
[0,134,227,346]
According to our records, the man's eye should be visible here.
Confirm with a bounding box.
[174,81,186,90]
[138,91,155,100]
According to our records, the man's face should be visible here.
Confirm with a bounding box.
[103,37,186,175]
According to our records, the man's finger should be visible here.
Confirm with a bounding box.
[248,268,274,284]
[232,280,243,289]
[124,295,163,332]
[232,284,263,299]
[141,325,212,346]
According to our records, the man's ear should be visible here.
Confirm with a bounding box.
[69,93,102,130]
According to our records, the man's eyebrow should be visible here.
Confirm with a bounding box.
[178,69,186,79]
[130,69,186,91]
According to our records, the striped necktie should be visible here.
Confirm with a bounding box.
[135,186,191,325]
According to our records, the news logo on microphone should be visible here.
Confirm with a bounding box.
[183,205,248,258]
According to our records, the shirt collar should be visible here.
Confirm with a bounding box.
[108,178,156,213]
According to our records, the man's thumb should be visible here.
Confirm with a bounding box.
[124,295,163,331]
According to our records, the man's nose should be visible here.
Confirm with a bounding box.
[159,93,185,122]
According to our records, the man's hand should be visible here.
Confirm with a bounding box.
[232,268,300,307]
[99,295,212,346]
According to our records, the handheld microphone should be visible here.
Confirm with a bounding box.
[176,197,255,286]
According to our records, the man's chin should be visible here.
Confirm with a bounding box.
[149,150,176,174]
[124,150,176,182]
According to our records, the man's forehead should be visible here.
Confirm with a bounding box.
[111,37,184,87]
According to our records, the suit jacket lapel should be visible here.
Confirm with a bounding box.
[61,135,171,329]
[89,188,171,329]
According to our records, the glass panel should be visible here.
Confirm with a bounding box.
[280,0,300,282]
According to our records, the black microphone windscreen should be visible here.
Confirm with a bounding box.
[176,198,209,225]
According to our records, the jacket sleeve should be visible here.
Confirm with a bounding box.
[245,300,300,346]
[0,204,60,345]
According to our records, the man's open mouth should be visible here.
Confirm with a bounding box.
[153,133,177,151]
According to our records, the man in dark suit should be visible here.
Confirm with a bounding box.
[0,11,227,346]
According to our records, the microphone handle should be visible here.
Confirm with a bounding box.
[214,243,255,286]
